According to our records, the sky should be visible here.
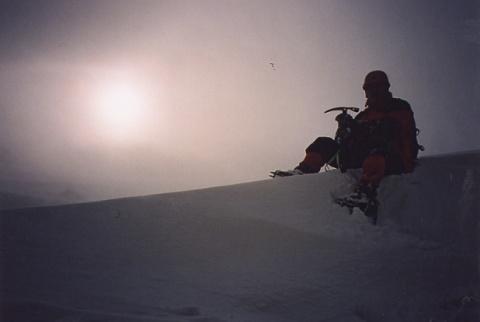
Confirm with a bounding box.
[0,0,479,198]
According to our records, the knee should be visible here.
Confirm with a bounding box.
[306,137,338,155]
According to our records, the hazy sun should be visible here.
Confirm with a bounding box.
[99,81,142,127]
[91,75,148,144]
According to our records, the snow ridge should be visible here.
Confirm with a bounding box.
[1,151,480,321]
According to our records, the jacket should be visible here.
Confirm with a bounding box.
[347,96,418,175]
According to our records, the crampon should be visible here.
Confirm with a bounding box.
[334,184,379,224]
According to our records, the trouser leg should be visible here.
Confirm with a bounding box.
[296,137,339,173]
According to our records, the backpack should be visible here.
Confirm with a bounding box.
[387,98,424,159]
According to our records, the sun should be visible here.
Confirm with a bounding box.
[98,81,142,128]
[91,75,148,144]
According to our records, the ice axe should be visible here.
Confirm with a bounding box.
[324,106,360,139]
[323,107,360,173]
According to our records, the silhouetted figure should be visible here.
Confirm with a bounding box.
[272,70,422,222]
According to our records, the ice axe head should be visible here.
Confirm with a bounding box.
[324,107,360,114]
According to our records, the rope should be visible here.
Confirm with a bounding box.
[324,151,340,172]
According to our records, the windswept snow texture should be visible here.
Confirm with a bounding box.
[1,152,480,322]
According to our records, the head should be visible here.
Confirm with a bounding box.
[362,70,391,106]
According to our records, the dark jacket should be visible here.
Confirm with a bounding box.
[348,96,418,174]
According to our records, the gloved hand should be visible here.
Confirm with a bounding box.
[372,117,401,140]
[335,112,354,128]
[355,117,401,140]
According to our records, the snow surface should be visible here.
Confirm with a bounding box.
[1,151,480,321]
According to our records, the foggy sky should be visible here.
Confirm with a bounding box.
[0,0,479,198]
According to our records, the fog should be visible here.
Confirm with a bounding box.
[0,0,479,199]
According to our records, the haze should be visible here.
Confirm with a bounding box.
[1,0,479,199]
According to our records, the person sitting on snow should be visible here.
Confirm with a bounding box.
[273,70,421,203]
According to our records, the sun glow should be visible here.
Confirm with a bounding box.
[98,81,142,127]
[91,73,149,144]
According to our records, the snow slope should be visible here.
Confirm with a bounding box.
[1,152,480,321]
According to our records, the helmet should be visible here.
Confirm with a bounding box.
[363,70,390,90]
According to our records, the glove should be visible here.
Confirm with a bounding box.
[335,112,354,128]
[355,117,401,140]
[353,117,401,155]
[373,117,401,140]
